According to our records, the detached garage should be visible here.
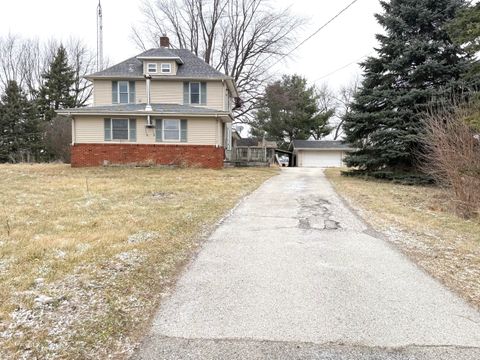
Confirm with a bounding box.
[291,140,354,168]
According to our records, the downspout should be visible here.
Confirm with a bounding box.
[70,114,75,145]
[144,74,153,127]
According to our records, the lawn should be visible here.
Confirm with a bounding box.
[0,164,276,359]
[325,169,480,310]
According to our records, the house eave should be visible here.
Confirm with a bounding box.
[85,75,234,82]
[57,109,233,121]
[136,56,184,64]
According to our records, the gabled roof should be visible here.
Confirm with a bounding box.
[57,103,232,118]
[292,140,354,150]
[88,48,229,80]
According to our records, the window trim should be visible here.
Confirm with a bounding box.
[189,82,201,105]
[147,63,157,74]
[162,119,181,142]
[108,118,132,141]
[117,81,130,104]
[161,63,172,74]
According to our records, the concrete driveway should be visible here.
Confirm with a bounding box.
[135,168,480,359]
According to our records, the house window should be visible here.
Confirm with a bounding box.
[112,119,129,140]
[118,81,129,104]
[161,63,171,73]
[147,63,157,73]
[112,81,135,104]
[163,119,180,141]
[104,118,137,141]
[183,82,206,105]
[190,82,200,104]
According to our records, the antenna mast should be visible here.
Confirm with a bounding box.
[96,0,104,71]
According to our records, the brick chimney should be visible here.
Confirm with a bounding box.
[160,36,170,48]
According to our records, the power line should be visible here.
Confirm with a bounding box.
[313,52,372,82]
[311,1,471,83]
[279,0,362,62]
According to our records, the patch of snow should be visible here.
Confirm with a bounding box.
[34,295,54,306]
[54,250,67,259]
[127,231,159,244]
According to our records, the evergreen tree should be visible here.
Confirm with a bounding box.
[343,0,473,172]
[38,45,76,122]
[447,2,480,55]
[252,75,332,147]
[447,2,480,78]
[0,81,41,162]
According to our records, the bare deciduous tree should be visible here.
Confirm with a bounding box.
[132,0,303,122]
[0,34,96,106]
[333,76,360,140]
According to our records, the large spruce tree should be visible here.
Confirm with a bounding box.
[38,45,76,122]
[252,75,333,146]
[0,81,41,162]
[343,0,473,172]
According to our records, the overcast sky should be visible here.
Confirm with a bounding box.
[0,0,384,91]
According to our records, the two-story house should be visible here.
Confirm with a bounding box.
[58,37,238,169]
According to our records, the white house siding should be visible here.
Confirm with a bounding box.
[150,81,183,104]
[205,81,224,110]
[73,115,223,146]
[93,80,226,111]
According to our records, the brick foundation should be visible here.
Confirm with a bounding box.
[71,143,225,169]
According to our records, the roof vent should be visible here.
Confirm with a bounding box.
[128,64,136,73]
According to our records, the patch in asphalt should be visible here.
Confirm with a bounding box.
[297,197,342,231]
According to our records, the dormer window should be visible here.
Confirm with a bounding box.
[161,63,172,74]
[147,63,157,73]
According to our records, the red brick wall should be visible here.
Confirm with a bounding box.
[71,143,225,169]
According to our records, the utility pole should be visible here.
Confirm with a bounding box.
[96,0,104,72]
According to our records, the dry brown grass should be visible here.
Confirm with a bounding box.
[0,164,277,359]
[325,169,480,309]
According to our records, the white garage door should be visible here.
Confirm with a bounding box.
[299,150,344,168]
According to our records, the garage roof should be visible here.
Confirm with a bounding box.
[292,140,354,150]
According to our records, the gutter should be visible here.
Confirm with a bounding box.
[85,75,235,82]
[56,110,232,118]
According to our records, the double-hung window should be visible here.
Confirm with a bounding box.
[163,119,180,141]
[155,119,188,142]
[189,82,200,104]
[147,63,157,74]
[104,118,137,142]
[184,82,207,105]
[118,81,129,103]
[112,81,135,104]
[161,63,171,74]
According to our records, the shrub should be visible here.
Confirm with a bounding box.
[421,102,480,218]
[341,170,434,186]
[43,115,72,163]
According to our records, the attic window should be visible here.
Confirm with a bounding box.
[161,63,172,74]
[147,63,157,73]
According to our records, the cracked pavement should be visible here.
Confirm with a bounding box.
[134,168,480,359]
